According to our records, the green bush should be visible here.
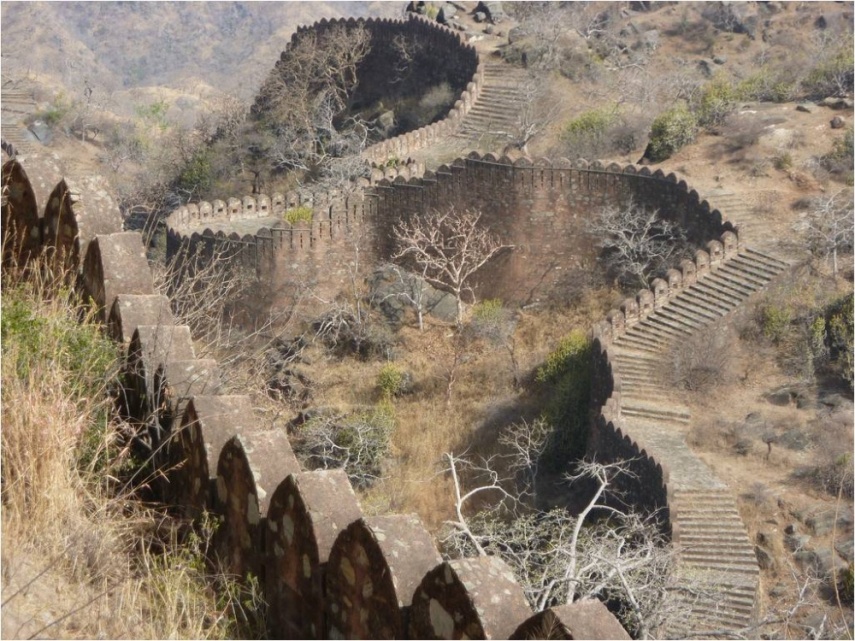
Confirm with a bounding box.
[826,293,854,386]
[177,149,213,194]
[773,151,793,171]
[736,71,796,103]
[803,41,854,98]
[284,205,313,225]
[760,304,793,344]
[39,92,72,127]
[377,363,404,399]
[646,105,698,162]
[563,108,617,141]
[536,330,592,464]
[695,76,738,128]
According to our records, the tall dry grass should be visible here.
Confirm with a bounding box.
[1,256,259,639]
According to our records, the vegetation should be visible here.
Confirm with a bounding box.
[536,330,592,463]
[1,258,258,639]
[283,204,314,226]
[646,105,698,162]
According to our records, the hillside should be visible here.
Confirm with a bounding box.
[2,1,853,639]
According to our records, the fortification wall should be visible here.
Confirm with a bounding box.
[5,158,631,640]
[253,15,484,165]
[167,151,736,311]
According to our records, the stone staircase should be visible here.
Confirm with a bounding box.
[610,244,790,636]
[669,489,760,638]
[705,190,783,254]
[452,62,532,146]
[1,88,39,154]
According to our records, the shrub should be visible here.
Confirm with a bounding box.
[536,330,592,465]
[695,76,738,128]
[377,363,404,399]
[295,404,394,488]
[646,105,698,162]
[284,205,313,225]
[773,151,793,171]
[826,293,854,386]
[668,325,733,392]
[803,40,854,98]
[176,149,213,194]
[38,91,72,127]
[759,304,792,344]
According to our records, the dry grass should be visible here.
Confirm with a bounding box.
[0,256,258,639]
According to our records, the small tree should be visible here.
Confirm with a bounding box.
[441,454,697,639]
[796,190,854,278]
[393,208,510,327]
[589,199,688,290]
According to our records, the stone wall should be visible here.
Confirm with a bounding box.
[253,15,484,165]
[166,153,736,309]
[6,158,632,640]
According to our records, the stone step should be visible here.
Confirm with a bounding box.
[707,270,760,297]
[656,306,709,330]
[620,405,691,424]
[716,264,770,290]
[641,313,694,337]
[681,281,741,310]
[688,278,749,306]
[661,298,720,323]
[740,246,790,270]
[668,295,728,320]
[613,335,662,354]
[728,254,786,280]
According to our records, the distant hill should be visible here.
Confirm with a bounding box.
[1,2,403,105]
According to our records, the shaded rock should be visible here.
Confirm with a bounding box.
[786,533,811,552]
[475,0,504,23]
[755,544,776,570]
[699,58,716,77]
[484,24,495,35]
[714,54,728,64]
[640,28,659,49]
[766,386,796,406]
[831,116,846,129]
[473,11,486,22]
[835,537,854,563]
[819,96,854,109]
[769,583,788,598]
[813,548,849,580]
[796,102,817,113]
[27,121,52,144]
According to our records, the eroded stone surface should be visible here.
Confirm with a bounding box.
[410,556,532,639]
[265,470,362,639]
[511,599,631,640]
[215,431,300,581]
[325,514,442,639]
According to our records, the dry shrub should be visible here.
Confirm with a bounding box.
[0,256,260,639]
[807,408,854,498]
[667,324,734,392]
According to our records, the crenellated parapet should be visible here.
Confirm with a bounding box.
[256,14,483,165]
[7,155,632,640]
[165,152,738,309]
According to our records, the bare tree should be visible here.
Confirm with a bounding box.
[507,73,562,154]
[441,453,698,639]
[248,24,373,190]
[393,208,511,327]
[589,199,688,289]
[795,190,854,278]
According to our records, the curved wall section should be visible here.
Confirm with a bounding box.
[166,154,736,309]
[252,15,483,165]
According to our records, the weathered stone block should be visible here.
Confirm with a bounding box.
[108,294,173,346]
[325,514,442,639]
[511,599,630,639]
[166,395,255,520]
[81,232,154,322]
[215,430,301,582]
[265,470,362,640]
[123,325,195,424]
[409,556,532,639]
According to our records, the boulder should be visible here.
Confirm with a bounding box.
[796,102,816,113]
[755,544,776,571]
[831,116,846,129]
